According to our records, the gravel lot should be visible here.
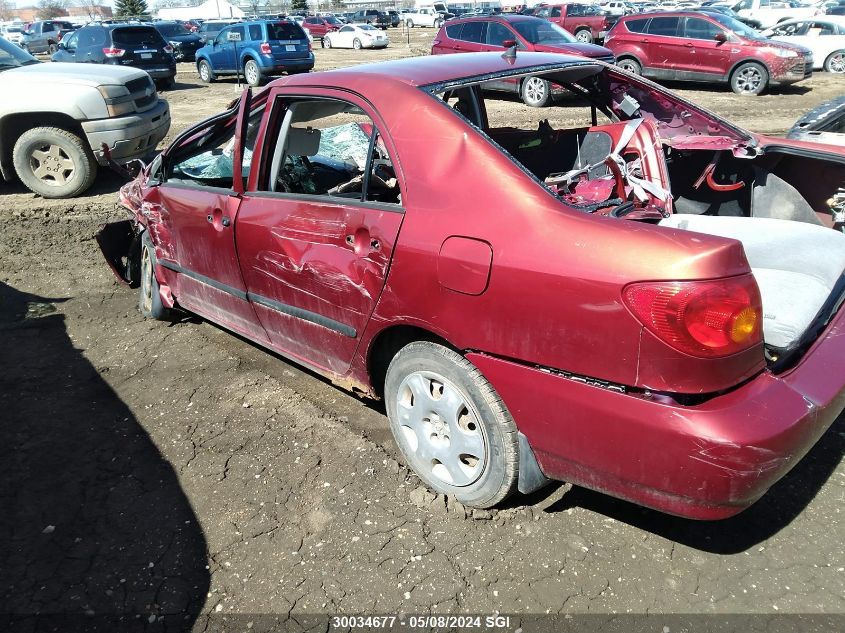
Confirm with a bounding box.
[1,32,844,632]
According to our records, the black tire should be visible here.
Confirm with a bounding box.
[13,127,97,199]
[139,232,172,321]
[323,36,332,48]
[47,42,57,54]
[520,76,551,107]
[730,61,768,96]
[617,57,642,75]
[156,76,175,90]
[384,341,519,508]
[824,50,845,73]
[353,38,362,50]
[244,58,262,87]
[406,19,414,28]
[575,28,593,43]
[434,19,443,28]
[197,59,215,83]
[787,95,845,139]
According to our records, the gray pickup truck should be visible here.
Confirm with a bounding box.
[0,38,170,198]
[21,19,76,55]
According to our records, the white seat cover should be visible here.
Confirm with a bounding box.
[659,215,845,349]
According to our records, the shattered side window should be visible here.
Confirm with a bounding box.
[262,98,401,205]
[167,106,264,189]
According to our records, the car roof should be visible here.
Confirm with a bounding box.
[449,14,550,24]
[280,51,600,90]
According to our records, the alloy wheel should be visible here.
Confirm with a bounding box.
[735,66,762,93]
[523,77,547,105]
[245,61,259,85]
[394,370,487,487]
[28,143,75,187]
[828,52,845,73]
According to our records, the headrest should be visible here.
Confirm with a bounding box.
[285,127,321,157]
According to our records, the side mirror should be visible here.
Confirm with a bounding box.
[714,32,728,42]
[501,38,516,48]
[57,41,66,49]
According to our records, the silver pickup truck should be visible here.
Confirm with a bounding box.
[0,37,170,198]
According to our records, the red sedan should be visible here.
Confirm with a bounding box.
[99,52,845,520]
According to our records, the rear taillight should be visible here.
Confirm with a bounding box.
[260,41,272,54]
[57,32,63,42]
[164,44,174,54]
[102,47,125,57]
[622,275,762,358]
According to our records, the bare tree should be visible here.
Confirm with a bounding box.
[0,0,14,21]
[37,0,69,19]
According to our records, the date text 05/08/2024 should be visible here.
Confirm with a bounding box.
[331,615,515,630]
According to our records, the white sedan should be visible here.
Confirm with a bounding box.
[324,24,389,50]
[762,17,845,72]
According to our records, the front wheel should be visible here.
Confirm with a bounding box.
[406,19,414,28]
[244,59,262,87]
[197,59,215,83]
[575,29,593,43]
[825,50,845,73]
[139,232,173,321]
[434,19,443,29]
[12,127,97,198]
[731,61,768,96]
[385,342,519,508]
[521,76,551,107]
[353,38,362,50]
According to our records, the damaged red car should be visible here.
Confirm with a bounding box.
[99,52,845,520]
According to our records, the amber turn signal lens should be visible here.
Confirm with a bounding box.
[730,306,759,344]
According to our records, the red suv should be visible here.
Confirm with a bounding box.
[432,15,614,105]
[302,15,341,41]
[605,11,813,95]
[529,3,616,43]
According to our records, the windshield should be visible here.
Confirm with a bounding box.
[0,36,39,68]
[513,19,578,44]
[708,11,761,38]
[157,23,191,37]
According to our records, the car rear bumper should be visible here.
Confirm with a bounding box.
[262,57,315,73]
[83,99,171,164]
[467,303,845,520]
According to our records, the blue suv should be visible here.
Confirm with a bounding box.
[195,20,314,87]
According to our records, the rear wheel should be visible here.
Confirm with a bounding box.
[825,50,845,73]
[434,19,443,29]
[323,36,332,48]
[47,41,57,54]
[617,57,641,75]
[197,59,215,83]
[406,19,414,27]
[156,76,175,90]
[13,127,97,199]
[520,76,551,107]
[384,342,519,508]
[575,28,593,43]
[730,61,768,96]
[353,38,362,50]
[244,58,262,87]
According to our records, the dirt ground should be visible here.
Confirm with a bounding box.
[1,33,844,632]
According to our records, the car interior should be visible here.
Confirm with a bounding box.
[435,63,845,361]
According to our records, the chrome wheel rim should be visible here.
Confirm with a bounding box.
[575,30,591,42]
[324,38,331,48]
[736,67,762,93]
[199,63,209,81]
[354,39,362,49]
[141,245,153,315]
[828,53,845,73]
[395,371,487,487]
[29,143,74,186]
[245,62,258,84]
[524,77,547,104]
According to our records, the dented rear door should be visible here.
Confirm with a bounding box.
[235,89,405,375]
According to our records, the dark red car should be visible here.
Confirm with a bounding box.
[606,11,813,95]
[529,2,616,43]
[302,15,341,41]
[431,15,614,105]
[99,52,845,520]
